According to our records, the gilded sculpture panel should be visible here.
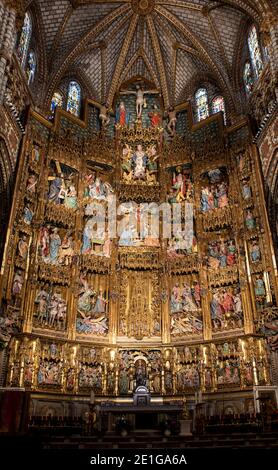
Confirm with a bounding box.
[1,103,277,402]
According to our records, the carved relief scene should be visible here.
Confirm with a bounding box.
[121,142,159,185]
[81,168,114,257]
[166,164,194,204]
[170,275,202,338]
[38,225,75,266]
[76,272,109,337]
[118,202,160,248]
[210,285,244,333]
[33,284,68,333]
[47,160,78,210]
[176,346,201,393]
[78,346,103,393]
[200,167,229,213]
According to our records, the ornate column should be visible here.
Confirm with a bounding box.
[108,243,119,345]
[161,243,170,344]
[0,1,21,103]
[252,144,278,302]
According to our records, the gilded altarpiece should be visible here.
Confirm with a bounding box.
[1,107,277,407]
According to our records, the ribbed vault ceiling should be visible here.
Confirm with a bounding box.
[27,0,275,107]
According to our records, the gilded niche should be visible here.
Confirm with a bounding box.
[119,270,160,340]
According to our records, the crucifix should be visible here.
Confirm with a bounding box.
[120,84,160,119]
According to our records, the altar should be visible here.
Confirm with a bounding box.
[99,402,182,432]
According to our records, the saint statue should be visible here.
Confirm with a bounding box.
[48,174,63,203]
[167,107,177,137]
[77,275,96,316]
[49,227,61,263]
[250,241,261,262]
[12,270,24,295]
[148,104,162,127]
[93,290,107,314]
[39,225,50,259]
[58,234,74,265]
[135,360,147,387]
[26,174,37,193]
[254,277,266,297]
[245,210,256,230]
[64,184,78,209]
[116,101,129,126]
[242,180,252,199]
[18,235,28,260]
[23,204,33,225]
[35,288,49,324]
[131,144,148,179]
[31,146,40,163]
[172,167,186,202]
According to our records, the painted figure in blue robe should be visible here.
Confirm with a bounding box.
[49,228,61,262]
[200,187,210,212]
[38,367,44,384]
[81,219,94,253]
[48,175,62,203]
[250,241,261,262]
[119,225,136,246]
[242,181,252,199]
[170,292,182,313]
[93,290,107,314]
[254,278,266,297]
[23,204,33,224]
[210,293,223,322]
[219,241,227,267]
[78,287,95,314]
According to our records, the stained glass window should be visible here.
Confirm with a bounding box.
[66,81,81,117]
[17,12,32,67]
[26,51,36,85]
[50,92,63,114]
[243,62,254,94]
[212,96,226,124]
[248,25,263,79]
[195,88,209,122]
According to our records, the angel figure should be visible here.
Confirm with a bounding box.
[146,145,158,173]
[146,172,156,184]
[121,143,133,179]
[120,84,160,119]
[99,103,110,129]
[123,170,133,183]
